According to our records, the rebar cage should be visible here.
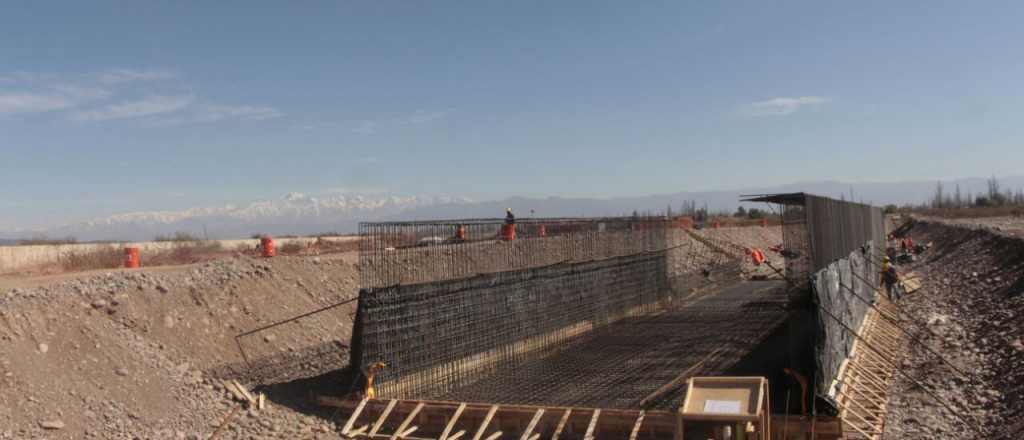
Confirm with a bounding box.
[351,216,758,402]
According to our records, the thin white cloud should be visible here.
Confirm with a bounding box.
[745,96,829,116]
[325,185,388,195]
[408,110,447,125]
[193,104,283,123]
[353,120,377,134]
[1,69,279,125]
[96,69,177,84]
[70,95,195,122]
[0,93,75,113]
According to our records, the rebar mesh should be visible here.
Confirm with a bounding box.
[351,217,759,403]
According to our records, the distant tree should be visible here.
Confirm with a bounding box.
[883,204,899,214]
[734,206,747,218]
[933,181,945,208]
[746,208,766,219]
[954,184,962,208]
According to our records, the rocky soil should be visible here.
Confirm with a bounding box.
[884,220,1024,439]
[0,253,359,439]
[919,215,1024,238]
[0,225,785,439]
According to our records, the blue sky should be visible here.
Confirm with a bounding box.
[3,1,1024,229]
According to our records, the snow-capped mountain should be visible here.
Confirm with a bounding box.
[23,192,472,241]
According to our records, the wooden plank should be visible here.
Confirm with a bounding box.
[369,399,398,438]
[472,405,500,440]
[343,398,370,435]
[390,402,425,440]
[627,410,645,440]
[348,425,370,437]
[399,427,419,438]
[519,409,545,440]
[231,380,256,403]
[584,409,601,440]
[448,430,466,440]
[439,403,467,440]
[550,409,572,440]
[484,432,503,440]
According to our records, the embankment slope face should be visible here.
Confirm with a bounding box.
[0,254,358,440]
[0,225,786,440]
[885,220,1024,439]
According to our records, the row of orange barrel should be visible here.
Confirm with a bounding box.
[454,224,547,242]
[121,237,277,268]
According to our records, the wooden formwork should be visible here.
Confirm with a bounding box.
[319,396,844,440]
[830,296,903,439]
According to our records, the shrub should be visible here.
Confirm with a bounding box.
[60,245,122,271]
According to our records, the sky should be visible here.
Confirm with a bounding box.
[3,1,1024,229]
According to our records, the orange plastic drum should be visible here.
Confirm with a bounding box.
[124,247,140,268]
[261,237,276,257]
[501,224,516,241]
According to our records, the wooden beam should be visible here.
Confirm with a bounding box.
[628,411,645,440]
[584,409,601,440]
[369,400,398,438]
[448,430,466,440]
[519,409,545,440]
[390,402,425,440]
[472,405,500,440]
[484,432,503,440]
[439,403,467,440]
[348,425,370,437]
[343,398,370,435]
[551,409,572,440]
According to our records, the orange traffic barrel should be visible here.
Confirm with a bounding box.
[456,225,467,240]
[501,224,516,241]
[538,224,547,237]
[761,218,768,227]
[124,247,140,268]
[713,220,721,229]
[261,237,276,257]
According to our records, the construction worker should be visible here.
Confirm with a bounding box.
[880,257,901,301]
[505,208,515,225]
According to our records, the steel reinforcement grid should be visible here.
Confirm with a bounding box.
[743,193,886,409]
[352,217,751,401]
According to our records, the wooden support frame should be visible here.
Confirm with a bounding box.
[320,395,843,440]
[832,293,904,440]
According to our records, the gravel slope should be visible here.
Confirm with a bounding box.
[883,220,1024,439]
[0,253,358,440]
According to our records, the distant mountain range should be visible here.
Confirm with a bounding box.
[3,176,1023,242]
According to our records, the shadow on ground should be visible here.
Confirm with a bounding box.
[206,340,360,422]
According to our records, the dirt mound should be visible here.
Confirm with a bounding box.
[0,253,358,439]
[884,219,1024,439]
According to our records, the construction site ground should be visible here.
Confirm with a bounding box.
[2,222,1021,439]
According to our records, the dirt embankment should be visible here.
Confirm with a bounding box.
[0,253,358,440]
[884,220,1024,439]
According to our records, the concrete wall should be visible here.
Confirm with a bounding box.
[0,236,358,273]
